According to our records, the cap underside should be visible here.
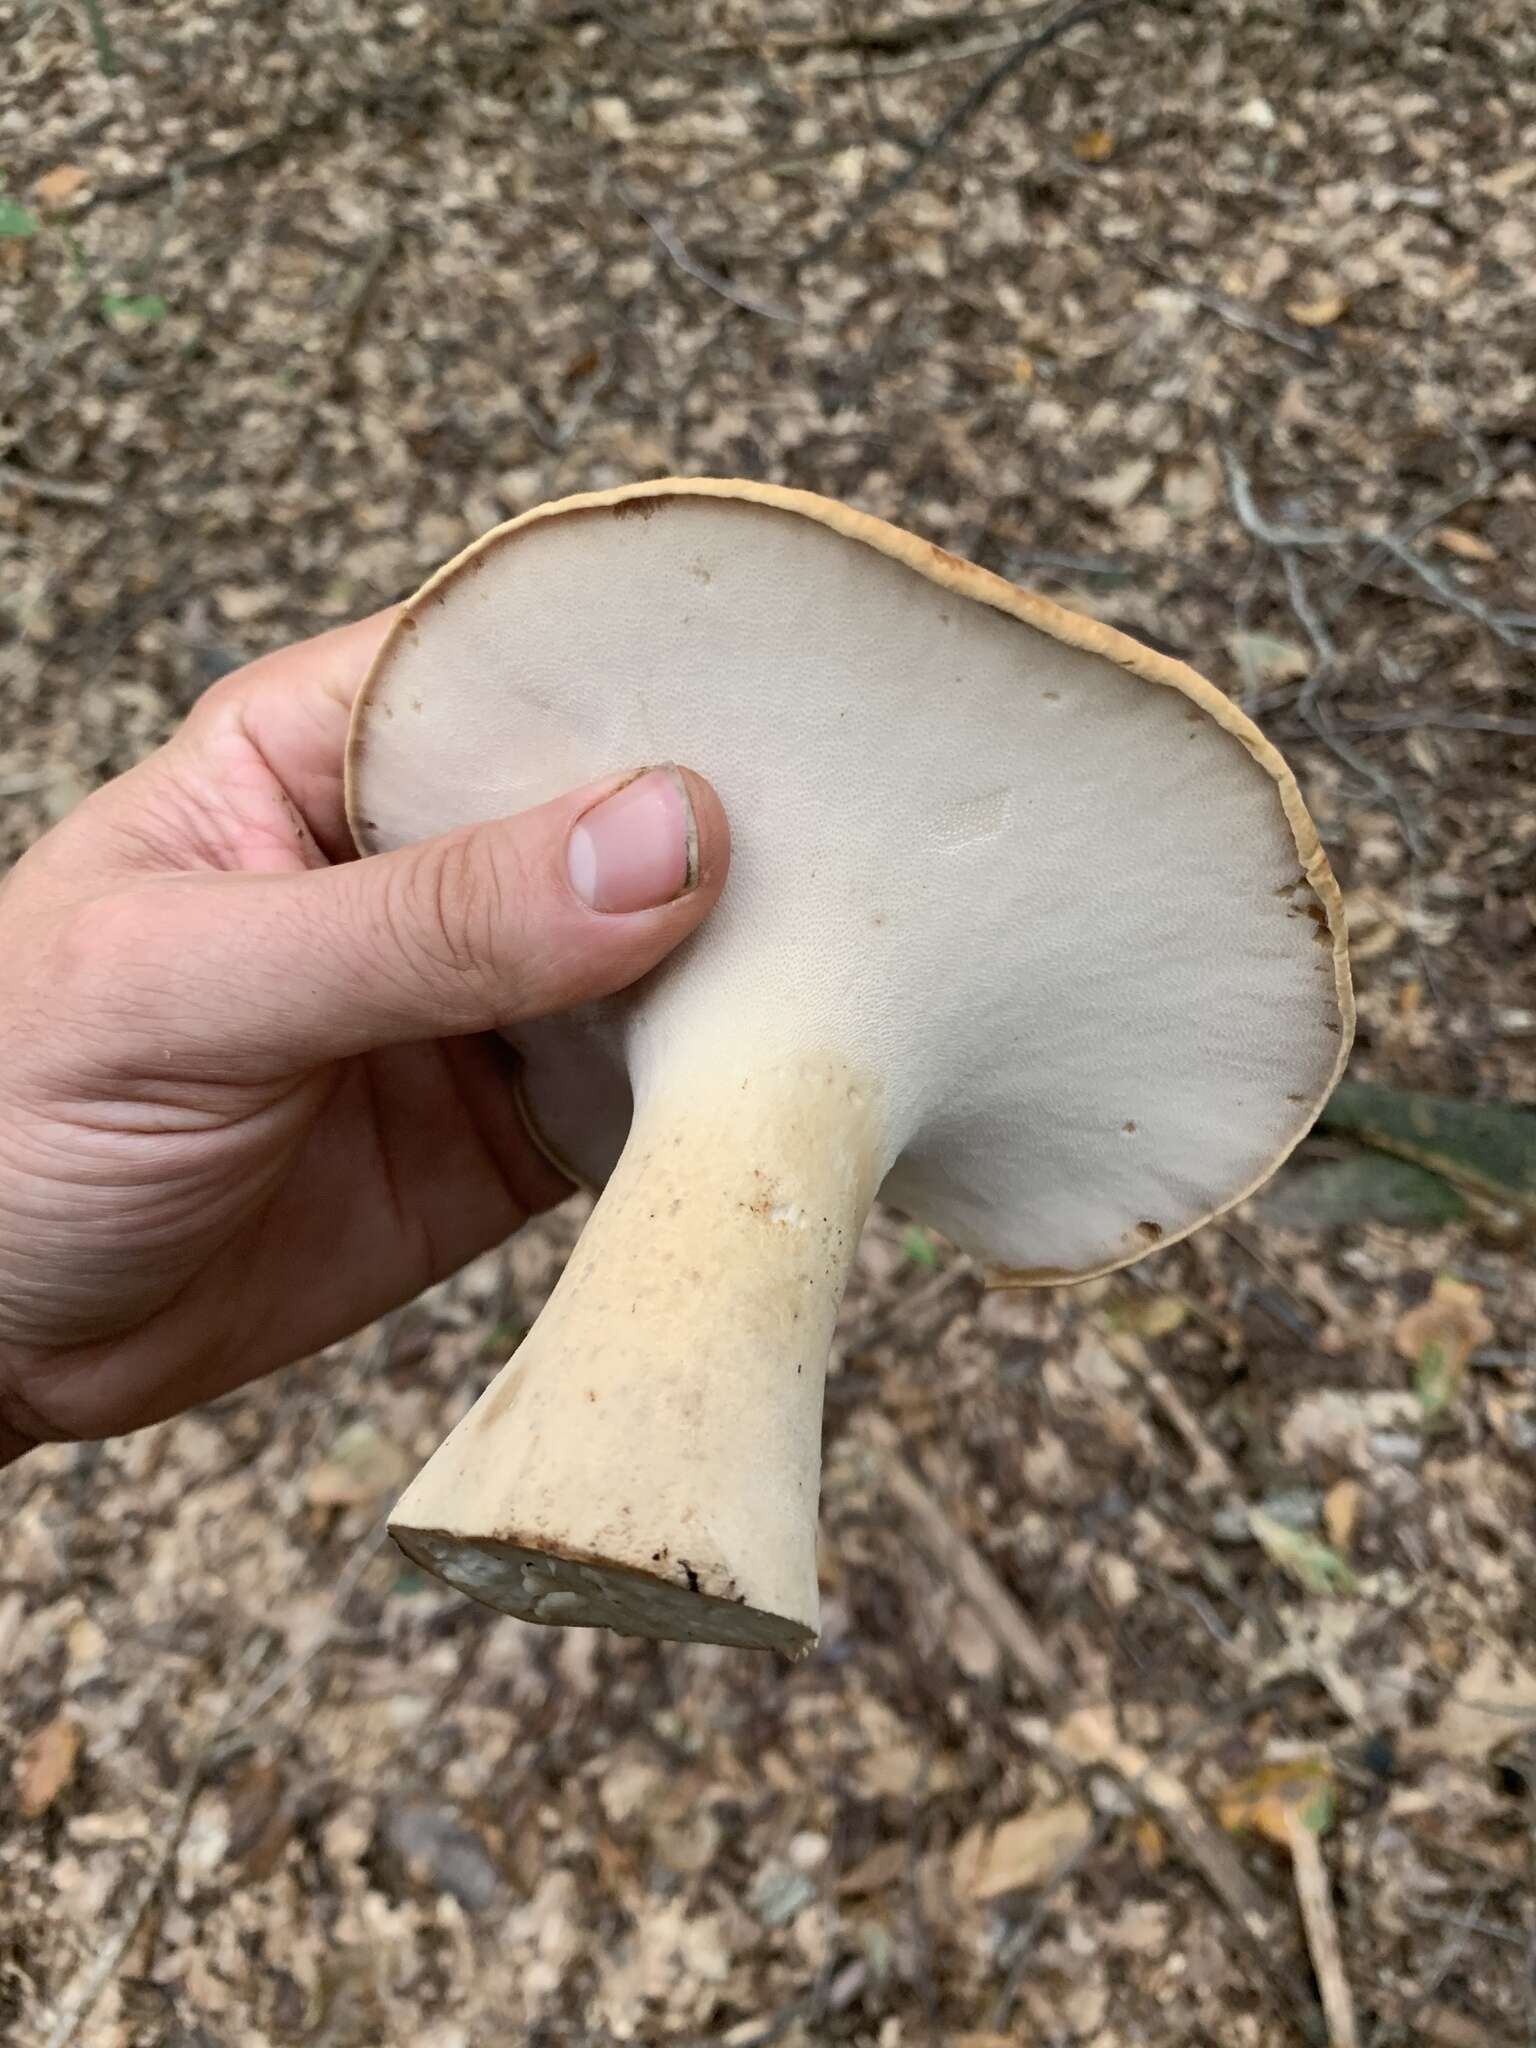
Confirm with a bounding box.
[347,479,1351,1283]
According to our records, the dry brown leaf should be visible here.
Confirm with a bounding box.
[1433,525,1497,563]
[1229,630,1311,685]
[1286,290,1349,327]
[1071,127,1115,163]
[1054,1701,1120,1764]
[1323,1479,1361,1553]
[304,1421,407,1509]
[1477,158,1536,200]
[1394,1276,1493,1418]
[32,163,90,207]
[1406,1643,1536,1762]
[836,1838,908,1898]
[1110,1291,1187,1339]
[15,1714,82,1819]
[1162,462,1219,522]
[1077,455,1154,513]
[1132,1817,1166,1870]
[952,1797,1093,1900]
[1219,1755,1336,1849]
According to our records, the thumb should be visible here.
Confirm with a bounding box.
[101,766,729,1078]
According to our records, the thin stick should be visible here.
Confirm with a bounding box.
[1375,535,1536,648]
[864,1422,1315,2027]
[818,18,1075,81]
[221,1520,388,1736]
[878,1435,1066,1701]
[618,183,799,323]
[792,0,1130,268]
[76,0,118,75]
[0,461,110,507]
[1132,254,1327,362]
[1290,1824,1360,2048]
[42,1637,266,2048]
[1108,1330,1238,1494]
[1337,713,1536,739]
[1219,446,1428,856]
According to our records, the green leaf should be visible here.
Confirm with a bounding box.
[1260,1153,1467,1231]
[1297,1779,1337,1836]
[101,291,168,326]
[900,1226,940,1269]
[0,199,39,238]
[1319,1081,1536,1216]
[1249,1507,1359,1597]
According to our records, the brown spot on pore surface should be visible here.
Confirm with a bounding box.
[613,496,662,522]
[1136,1220,1163,1242]
[1122,1120,1138,1133]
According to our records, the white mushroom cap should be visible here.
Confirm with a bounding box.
[347,478,1352,1652]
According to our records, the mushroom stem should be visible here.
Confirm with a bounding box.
[388,1050,886,1653]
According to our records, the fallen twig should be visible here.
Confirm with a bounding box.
[1105,1328,1239,1494]
[818,16,1080,82]
[82,68,440,206]
[990,1806,1117,2027]
[0,460,110,507]
[1291,1819,1360,2048]
[1337,712,1536,739]
[618,181,799,323]
[1130,252,1328,361]
[862,1419,1317,2033]
[791,0,1131,269]
[221,1520,389,1737]
[876,1432,1067,1701]
[1220,446,1428,856]
[1374,534,1536,648]
[42,1636,268,2048]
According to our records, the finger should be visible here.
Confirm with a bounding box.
[187,607,401,862]
[72,766,729,1082]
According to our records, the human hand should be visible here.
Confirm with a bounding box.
[0,611,729,1463]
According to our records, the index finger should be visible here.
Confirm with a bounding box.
[199,607,401,863]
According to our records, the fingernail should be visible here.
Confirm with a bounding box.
[567,767,698,913]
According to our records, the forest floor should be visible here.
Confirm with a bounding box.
[3,2,1535,2044]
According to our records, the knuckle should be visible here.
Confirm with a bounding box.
[396,831,521,1009]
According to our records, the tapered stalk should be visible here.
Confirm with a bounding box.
[390,1052,884,1652]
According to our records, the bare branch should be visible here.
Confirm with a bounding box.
[0,461,110,507]
[790,0,1133,270]
[618,182,799,323]
[1134,254,1328,362]
[42,1635,269,2048]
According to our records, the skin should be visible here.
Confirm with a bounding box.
[0,611,729,1466]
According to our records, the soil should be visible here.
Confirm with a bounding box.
[3,3,1534,2044]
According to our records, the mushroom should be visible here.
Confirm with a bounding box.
[347,479,1352,1654]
